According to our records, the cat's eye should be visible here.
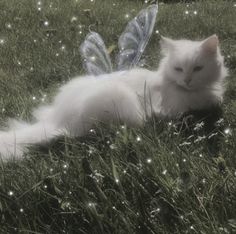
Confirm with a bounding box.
[193,66,203,72]
[174,67,183,72]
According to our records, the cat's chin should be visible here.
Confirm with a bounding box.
[175,82,196,91]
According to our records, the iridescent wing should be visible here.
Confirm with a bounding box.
[117,4,158,71]
[80,32,113,76]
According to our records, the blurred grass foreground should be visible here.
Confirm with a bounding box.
[0,0,236,233]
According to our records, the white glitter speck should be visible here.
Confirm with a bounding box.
[136,136,141,142]
[8,191,14,196]
[6,23,12,29]
[147,158,152,164]
[162,169,167,175]
[71,16,77,22]
[224,128,232,135]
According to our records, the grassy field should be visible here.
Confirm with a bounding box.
[0,0,236,233]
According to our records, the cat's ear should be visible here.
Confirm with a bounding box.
[160,36,175,54]
[201,34,219,55]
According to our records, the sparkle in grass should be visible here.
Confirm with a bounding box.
[8,191,14,196]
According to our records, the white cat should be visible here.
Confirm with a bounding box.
[0,35,228,160]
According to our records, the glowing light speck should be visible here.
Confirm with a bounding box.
[71,16,77,22]
[185,10,189,15]
[224,128,232,135]
[44,21,49,26]
[147,158,152,163]
[136,136,141,142]
[88,202,96,207]
[8,191,14,196]
[0,39,5,45]
[194,10,198,15]
[6,23,12,29]
[162,169,167,175]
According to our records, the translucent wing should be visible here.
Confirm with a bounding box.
[80,32,113,76]
[117,4,158,70]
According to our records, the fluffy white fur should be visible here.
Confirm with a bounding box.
[0,35,228,160]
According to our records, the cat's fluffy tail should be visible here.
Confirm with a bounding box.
[0,120,59,161]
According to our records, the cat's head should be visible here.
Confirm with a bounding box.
[160,35,227,90]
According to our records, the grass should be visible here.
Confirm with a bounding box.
[0,0,236,233]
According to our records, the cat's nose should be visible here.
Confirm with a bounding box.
[184,78,191,85]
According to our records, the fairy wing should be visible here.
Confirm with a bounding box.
[117,4,158,71]
[80,32,113,76]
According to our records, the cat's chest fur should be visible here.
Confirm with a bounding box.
[160,82,221,116]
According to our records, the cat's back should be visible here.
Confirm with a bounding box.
[55,68,158,105]
[60,68,155,91]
